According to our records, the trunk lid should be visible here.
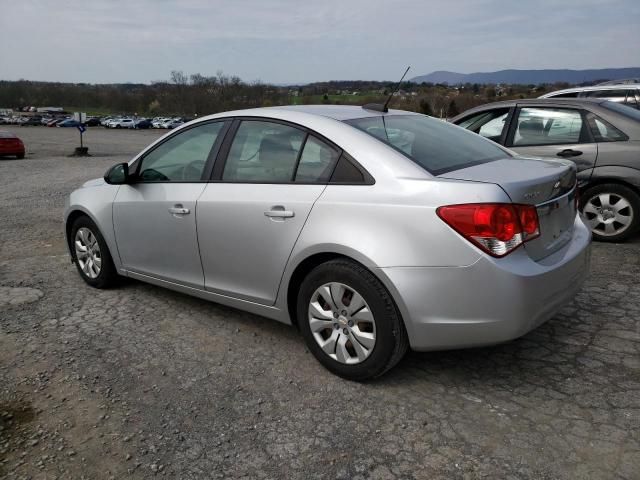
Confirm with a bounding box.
[439,157,577,261]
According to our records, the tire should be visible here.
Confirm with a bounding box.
[16,153,24,159]
[581,183,640,242]
[297,259,408,381]
[70,216,119,288]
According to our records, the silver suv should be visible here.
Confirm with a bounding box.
[540,84,640,109]
[65,105,590,380]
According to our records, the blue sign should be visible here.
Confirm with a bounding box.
[77,125,86,133]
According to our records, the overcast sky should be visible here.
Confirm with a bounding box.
[1,0,638,84]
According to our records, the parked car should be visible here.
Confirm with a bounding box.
[64,105,590,380]
[21,116,43,126]
[539,84,640,109]
[165,119,184,129]
[57,119,81,127]
[134,119,152,129]
[108,118,135,129]
[47,118,67,127]
[451,98,640,242]
[0,130,25,159]
[152,117,171,128]
[85,117,102,127]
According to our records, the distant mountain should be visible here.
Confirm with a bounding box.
[410,68,640,85]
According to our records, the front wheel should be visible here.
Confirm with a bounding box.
[581,183,640,242]
[70,216,119,288]
[297,259,408,381]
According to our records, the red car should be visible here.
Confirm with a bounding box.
[0,131,25,159]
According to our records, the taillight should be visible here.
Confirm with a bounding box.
[437,203,540,257]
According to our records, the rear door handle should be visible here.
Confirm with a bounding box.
[264,206,295,218]
[168,204,190,215]
[557,149,582,158]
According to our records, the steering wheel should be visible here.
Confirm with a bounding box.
[180,160,206,181]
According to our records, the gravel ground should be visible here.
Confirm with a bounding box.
[1,126,639,479]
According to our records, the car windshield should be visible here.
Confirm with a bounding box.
[602,101,640,121]
[345,114,508,175]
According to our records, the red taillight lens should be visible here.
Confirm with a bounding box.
[437,203,540,257]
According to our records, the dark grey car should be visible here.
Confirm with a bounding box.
[452,99,640,241]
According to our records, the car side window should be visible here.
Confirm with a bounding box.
[512,108,587,147]
[222,121,306,182]
[585,113,628,142]
[456,108,509,142]
[138,122,223,182]
[295,135,340,183]
[625,90,638,109]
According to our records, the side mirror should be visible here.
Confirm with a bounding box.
[104,162,131,185]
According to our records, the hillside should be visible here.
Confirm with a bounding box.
[410,68,640,85]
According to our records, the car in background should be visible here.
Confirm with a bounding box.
[57,119,81,128]
[540,84,640,109]
[0,130,25,159]
[152,117,171,128]
[451,98,640,242]
[134,118,152,129]
[64,104,590,380]
[47,118,67,127]
[108,118,135,129]
[85,117,102,127]
[164,118,184,129]
[21,116,43,126]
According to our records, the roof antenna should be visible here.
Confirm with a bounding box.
[363,65,411,113]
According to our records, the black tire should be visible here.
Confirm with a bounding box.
[297,259,409,381]
[581,183,640,242]
[16,153,24,159]
[70,216,119,288]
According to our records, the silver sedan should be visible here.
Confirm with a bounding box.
[64,105,591,380]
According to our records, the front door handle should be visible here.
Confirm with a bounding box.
[557,149,582,158]
[264,206,295,219]
[168,204,190,215]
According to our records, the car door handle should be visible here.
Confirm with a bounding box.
[264,206,295,218]
[168,205,190,215]
[556,149,582,158]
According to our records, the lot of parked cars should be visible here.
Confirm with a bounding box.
[0,113,194,130]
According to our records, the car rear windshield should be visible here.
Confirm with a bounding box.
[602,101,640,121]
[345,114,508,175]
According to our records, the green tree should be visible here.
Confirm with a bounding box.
[419,98,433,116]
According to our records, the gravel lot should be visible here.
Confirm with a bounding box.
[1,126,639,479]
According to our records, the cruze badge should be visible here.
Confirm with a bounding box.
[524,191,540,199]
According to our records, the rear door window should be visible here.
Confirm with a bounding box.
[511,108,588,146]
[346,114,508,175]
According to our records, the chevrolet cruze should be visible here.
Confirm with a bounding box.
[64,105,591,380]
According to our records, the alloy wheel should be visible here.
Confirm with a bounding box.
[308,282,376,365]
[583,192,634,237]
[74,227,102,279]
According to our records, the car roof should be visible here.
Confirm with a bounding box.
[451,98,610,118]
[541,84,640,97]
[201,104,419,122]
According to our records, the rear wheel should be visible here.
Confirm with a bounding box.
[581,183,640,242]
[70,216,118,288]
[297,259,408,381]
[16,153,24,159]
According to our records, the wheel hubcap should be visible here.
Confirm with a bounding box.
[583,192,634,237]
[308,282,376,365]
[74,227,102,279]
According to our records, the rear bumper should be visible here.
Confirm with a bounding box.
[380,215,591,351]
